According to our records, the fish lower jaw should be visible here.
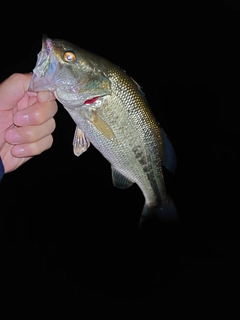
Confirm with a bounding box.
[54,93,84,108]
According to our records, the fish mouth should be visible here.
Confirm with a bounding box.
[29,37,59,92]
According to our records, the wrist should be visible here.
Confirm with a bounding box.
[0,156,4,181]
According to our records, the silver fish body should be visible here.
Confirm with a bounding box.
[29,36,178,226]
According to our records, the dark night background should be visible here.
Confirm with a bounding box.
[1,1,239,314]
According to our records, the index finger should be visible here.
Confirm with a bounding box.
[0,73,33,110]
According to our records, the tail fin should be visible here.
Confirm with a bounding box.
[139,195,179,229]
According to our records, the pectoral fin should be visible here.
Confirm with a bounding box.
[73,126,90,156]
[91,111,115,140]
[111,166,134,189]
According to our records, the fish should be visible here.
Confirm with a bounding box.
[29,36,179,227]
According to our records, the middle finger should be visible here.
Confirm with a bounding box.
[14,100,58,127]
[6,118,56,145]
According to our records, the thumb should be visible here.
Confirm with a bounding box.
[0,73,32,110]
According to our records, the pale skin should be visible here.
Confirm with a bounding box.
[0,73,58,173]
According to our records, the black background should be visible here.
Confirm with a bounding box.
[1,1,239,314]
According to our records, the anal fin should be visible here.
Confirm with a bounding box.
[111,166,134,189]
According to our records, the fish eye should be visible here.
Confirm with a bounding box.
[63,51,76,62]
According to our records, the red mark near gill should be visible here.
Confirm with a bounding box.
[84,97,99,105]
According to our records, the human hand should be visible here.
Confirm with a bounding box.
[0,73,58,174]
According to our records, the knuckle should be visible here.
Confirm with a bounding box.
[49,118,56,133]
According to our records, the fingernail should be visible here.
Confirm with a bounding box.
[7,130,21,143]
[12,146,25,156]
[14,113,29,126]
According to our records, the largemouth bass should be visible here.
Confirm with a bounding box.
[29,36,179,227]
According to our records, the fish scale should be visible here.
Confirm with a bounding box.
[29,36,179,226]
[109,67,166,203]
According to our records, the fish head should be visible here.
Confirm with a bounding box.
[29,36,111,108]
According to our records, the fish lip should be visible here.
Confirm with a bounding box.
[44,36,53,53]
[54,94,82,107]
[28,72,57,92]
